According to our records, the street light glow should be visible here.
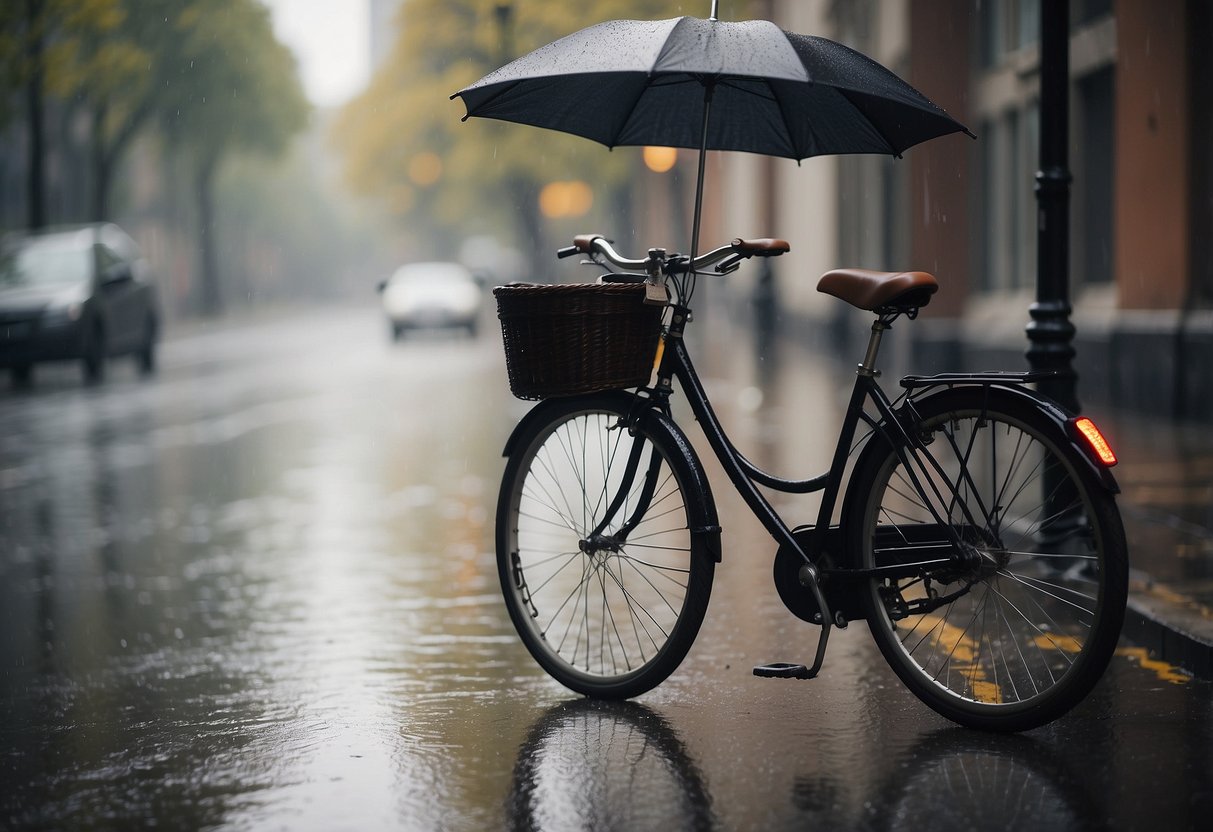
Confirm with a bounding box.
[408,152,443,187]
[539,180,593,218]
[643,146,677,173]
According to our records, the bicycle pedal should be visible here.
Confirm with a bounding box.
[753,662,816,679]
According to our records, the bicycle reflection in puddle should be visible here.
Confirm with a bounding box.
[503,703,1097,831]
[505,700,716,832]
[871,730,1094,832]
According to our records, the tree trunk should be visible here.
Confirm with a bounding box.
[509,176,545,281]
[25,0,46,230]
[195,154,222,316]
[91,99,152,224]
[91,102,109,222]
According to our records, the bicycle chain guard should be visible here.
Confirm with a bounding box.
[773,526,867,625]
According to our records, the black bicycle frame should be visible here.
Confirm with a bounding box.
[615,304,1053,676]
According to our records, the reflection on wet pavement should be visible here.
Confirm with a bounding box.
[1,306,1211,830]
[1101,412,1213,611]
[0,310,522,828]
[505,700,715,831]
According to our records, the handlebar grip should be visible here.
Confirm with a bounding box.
[556,246,580,259]
[731,237,791,256]
[573,233,606,253]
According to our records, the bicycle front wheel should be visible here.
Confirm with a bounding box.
[496,393,714,699]
[847,388,1127,731]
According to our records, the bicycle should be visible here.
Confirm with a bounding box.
[493,235,1127,732]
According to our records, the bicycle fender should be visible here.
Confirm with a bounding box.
[886,384,1120,493]
[502,394,722,561]
[648,407,723,562]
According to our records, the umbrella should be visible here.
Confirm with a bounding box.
[453,4,972,261]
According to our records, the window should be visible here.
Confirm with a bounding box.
[979,0,1039,68]
[978,107,1037,293]
[972,1,1114,296]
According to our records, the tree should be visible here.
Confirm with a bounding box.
[1,0,306,317]
[157,0,308,315]
[42,0,158,222]
[0,0,46,228]
[0,0,160,226]
[333,0,687,276]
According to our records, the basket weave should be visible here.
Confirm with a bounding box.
[494,283,664,400]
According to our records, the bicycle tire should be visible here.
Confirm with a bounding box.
[845,387,1128,731]
[496,393,715,698]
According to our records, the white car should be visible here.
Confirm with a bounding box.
[378,262,482,340]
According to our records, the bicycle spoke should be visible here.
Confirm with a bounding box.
[992,589,1031,699]
[856,392,1127,728]
[601,556,669,650]
[501,403,713,695]
[985,583,1071,679]
[999,567,1097,603]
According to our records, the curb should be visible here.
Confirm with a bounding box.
[1123,584,1213,680]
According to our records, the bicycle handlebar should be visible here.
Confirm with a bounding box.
[568,234,789,275]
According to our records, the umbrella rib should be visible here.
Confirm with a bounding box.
[607,74,702,149]
[455,79,523,121]
[717,77,777,103]
[717,78,799,159]
[767,82,803,160]
[836,88,900,156]
[648,76,702,90]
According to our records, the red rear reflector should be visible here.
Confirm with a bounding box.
[1072,417,1117,466]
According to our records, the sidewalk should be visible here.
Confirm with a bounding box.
[1099,411,1213,679]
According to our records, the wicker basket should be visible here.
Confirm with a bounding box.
[494,283,664,400]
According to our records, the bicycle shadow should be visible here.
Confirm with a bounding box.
[504,699,716,832]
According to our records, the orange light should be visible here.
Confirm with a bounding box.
[643,146,678,173]
[539,180,594,218]
[408,152,443,187]
[1072,417,1117,466]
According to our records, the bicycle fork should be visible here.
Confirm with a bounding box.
[581,418,665,551]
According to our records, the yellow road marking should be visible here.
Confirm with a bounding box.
[919,616,1002,703]
[920,622,1094,702]
[1114,647,1191,684]
[1032,633,1084,653]
[970,680,1003,703]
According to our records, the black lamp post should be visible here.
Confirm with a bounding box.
[1028,0,1083,547]
[1026,0,1078,412]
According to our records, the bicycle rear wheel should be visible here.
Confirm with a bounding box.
[847,387,1127,731]
[497,393,714,699]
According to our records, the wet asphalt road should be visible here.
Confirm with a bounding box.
[1,304,1210,831]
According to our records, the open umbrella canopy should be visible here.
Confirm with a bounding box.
[453,16,972,161]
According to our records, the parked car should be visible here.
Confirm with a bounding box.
[377,261,482,340]
[0,224,159,386]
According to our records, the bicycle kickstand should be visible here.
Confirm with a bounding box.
[753,563,833,680]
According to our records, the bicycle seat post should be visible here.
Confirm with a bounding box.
[858,317,892,378]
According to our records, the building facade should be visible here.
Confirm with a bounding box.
[907,0,1212,421]
[710,0,1211,420]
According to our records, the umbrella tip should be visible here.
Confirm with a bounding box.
[709,0,719,21]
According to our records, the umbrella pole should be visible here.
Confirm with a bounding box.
[689,82,715,263]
